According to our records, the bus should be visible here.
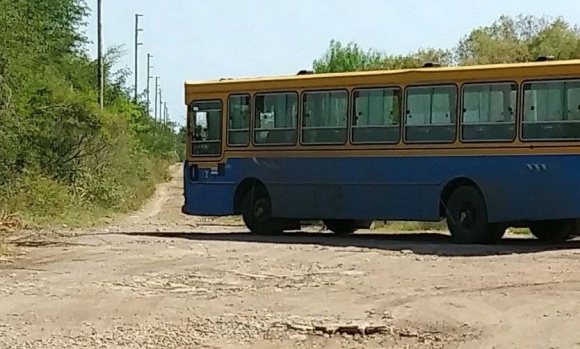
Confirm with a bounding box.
[182,58,580,245]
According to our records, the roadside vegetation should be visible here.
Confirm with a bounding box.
[0,0,186,232]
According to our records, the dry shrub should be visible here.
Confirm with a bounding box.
[0,211,25,255]
[0,211,25,235]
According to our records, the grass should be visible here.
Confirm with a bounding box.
[0,158,173,258]
[372,220,448,232]
[1,158,172,230]
[506,227,531,236]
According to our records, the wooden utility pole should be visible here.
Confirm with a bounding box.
[146,53,153,115]
[158,88,163,123]
[154,77,159,122]
[134,13,143,103]
[164,101,168,125]
[97,0,104,109]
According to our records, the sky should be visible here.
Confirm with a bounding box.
[83,0,580,127]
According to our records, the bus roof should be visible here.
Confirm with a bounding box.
[184,59,580,96]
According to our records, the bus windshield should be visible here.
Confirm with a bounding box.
[190,100,222,156]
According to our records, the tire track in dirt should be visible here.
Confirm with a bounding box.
[122,163,184,225]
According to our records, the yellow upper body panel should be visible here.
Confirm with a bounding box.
[184,59,580,104]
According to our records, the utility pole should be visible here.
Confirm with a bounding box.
[164,101,168,125]
[154,77,159,122]
[97,0,104,110]
[146,53,153,115]
[158,88,163,123]
[133,13,143,103]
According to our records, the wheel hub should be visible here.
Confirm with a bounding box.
[253,199,269,221]
[459,204,476,229]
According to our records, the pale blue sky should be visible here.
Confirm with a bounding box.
[83,0,580,126]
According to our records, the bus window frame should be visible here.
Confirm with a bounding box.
[252,90,299,147]
[188,98,224,158]
[300,87,350,146]
[226,93,252,148]
[350,86,403,145]
[520,77,580,143]
[403,83,459,145]
[459,80,519,144]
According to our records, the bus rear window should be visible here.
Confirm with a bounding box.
[190,100,222,156]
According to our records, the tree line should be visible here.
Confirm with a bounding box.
[313,15,580,72]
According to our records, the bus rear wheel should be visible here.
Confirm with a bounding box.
[445,186,505,244]
[241,186,283,235]
[323,219,357,235]
[530,220,574,242]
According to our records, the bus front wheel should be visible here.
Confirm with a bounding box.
[445,186,505,244]
[241,186,283,235]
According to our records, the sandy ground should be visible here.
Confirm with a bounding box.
[2,164,580,348]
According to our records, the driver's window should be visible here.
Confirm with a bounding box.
[190,99,223,156]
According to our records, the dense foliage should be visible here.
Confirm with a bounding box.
[313,15,580,72]
[0,0,183,225]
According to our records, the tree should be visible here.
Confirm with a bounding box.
[312,40,384,73]
[313,40,452,73]
[456,15,580,65]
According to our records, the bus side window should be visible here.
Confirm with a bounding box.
[228,95,251,146]
[523,80,580,141]
[567,84,580,121]
[352,88,401,144]
[302,90,348,145]
[461,83,517,142]
[405,85,457,143]
[254,92,298,146]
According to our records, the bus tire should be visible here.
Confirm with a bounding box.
[323,219,357,235]
[530,220,574,242]
[445,186,504,244]
[241,185,283,235]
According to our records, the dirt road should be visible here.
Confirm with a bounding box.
[2,165,580,348]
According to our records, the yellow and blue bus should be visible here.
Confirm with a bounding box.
[182,58,580,244]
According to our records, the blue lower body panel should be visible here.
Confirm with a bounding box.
[182,182,236,216]
[182,162,237,216]
[182,154,580,223]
